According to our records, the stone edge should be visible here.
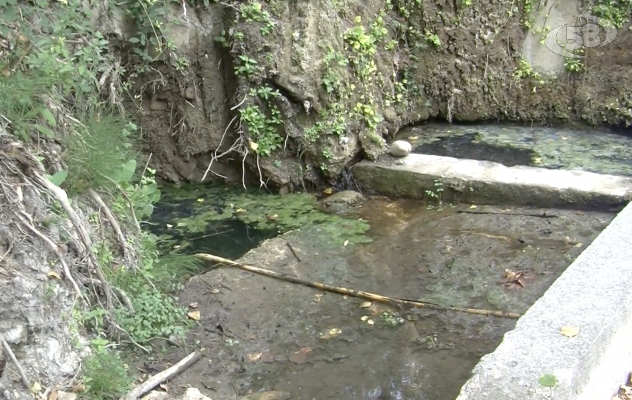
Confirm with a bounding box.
[455,201,632,400]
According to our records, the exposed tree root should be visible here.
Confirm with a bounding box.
[0,332,31,390]
[17,213,83,303]
[195,253,522,319]
[33,172,115,312]
[88,188,131,262]
[76,276,134,313]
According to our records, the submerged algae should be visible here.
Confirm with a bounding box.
[151,184,372,254]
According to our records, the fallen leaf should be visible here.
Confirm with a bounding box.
[196,198,204,203]
[260,351,275,363]
[470,205,478,209]
[313,293,323,303]
[560,326,580,337]
[408,135,419,140]
[210,289,220,294]
[360,316,368,321]
[246,352,262,362]
[235,208,246,214]
[166,224,173,228]
[538,374,557,387]
[187,310,201,321]
[367,319,375,325]
[250,142,259,151]
[47,271,61,280]
[288,347,311,364]
[31,382,41,394]
[319,328,342,340]
[323,187,333,195]
[343,240,349,247]
[360,302,372,308]
[575,243,583,248]
[159,383,168,392]
[189,302,198,308]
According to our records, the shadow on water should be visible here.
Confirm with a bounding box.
[149,199,278,260]
[397,122,632,176]
[413,133,537,167]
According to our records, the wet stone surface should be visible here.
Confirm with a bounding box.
[156,195,613,400]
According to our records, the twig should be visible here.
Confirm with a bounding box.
[17,214,83,302]
[0,239,13,264]
[457,210,558,218]
[0,332,30,390]
[194,253,521,319]
[120,351,202,400]
[88,188,130,260]
[286,241,301,262]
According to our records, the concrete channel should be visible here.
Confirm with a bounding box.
[351,153,632,400]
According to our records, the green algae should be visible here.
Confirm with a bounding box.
[153,184,372,253]
[399,124,632,177]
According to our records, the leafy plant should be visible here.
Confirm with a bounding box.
[83,350,134,400]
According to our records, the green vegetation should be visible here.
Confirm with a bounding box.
[0,0,200,396]
[592,0,632,28]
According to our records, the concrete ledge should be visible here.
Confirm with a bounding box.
[352,154,632,210]
[456,201,632,400]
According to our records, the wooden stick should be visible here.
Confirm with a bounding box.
[286,241,301,262]
[457,210,558,218]
[121,351,202,400]
[0,332,30,390]
[194,253,522,319]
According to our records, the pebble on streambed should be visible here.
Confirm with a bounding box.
[389,140,412,157]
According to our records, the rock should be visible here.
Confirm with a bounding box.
[320,190,364,213]
[389,140,412,157]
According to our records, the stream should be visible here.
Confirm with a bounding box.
[148,123,624,399]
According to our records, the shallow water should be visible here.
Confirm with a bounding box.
[396,123,632,176]
[155,190,613,400]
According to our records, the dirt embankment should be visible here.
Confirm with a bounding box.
[117,0,632,189]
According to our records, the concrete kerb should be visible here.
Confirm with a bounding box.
[456,201,632,400]
[350,154,632,400]
[351,154,632,210]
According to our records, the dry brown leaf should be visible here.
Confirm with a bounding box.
[560,326,580,337]
[159,383,168,392]
[47,271,61,280]
[323,188,333,195]
[187,310,201,321]
[288,347,311,365]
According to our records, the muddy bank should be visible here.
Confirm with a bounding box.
[157,197,613,399]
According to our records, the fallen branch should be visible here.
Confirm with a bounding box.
[120,351,202,400]
[194,253,521,319]
[88,188,130,260]
[457,210,558,218]
[0,332,30,391]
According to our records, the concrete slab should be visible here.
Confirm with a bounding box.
[456,200,632,400]
[351,154,632,210]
